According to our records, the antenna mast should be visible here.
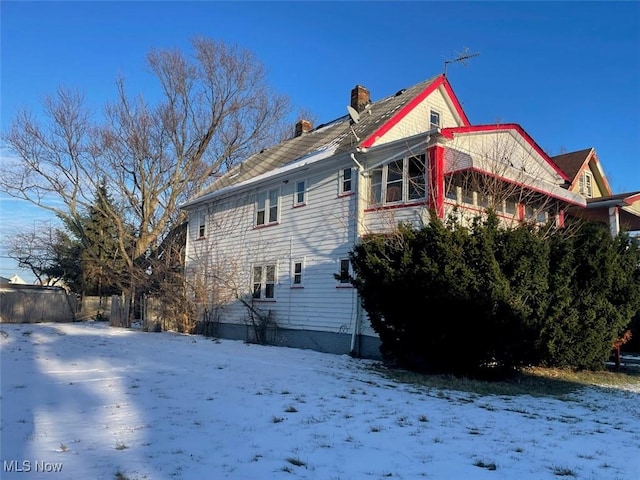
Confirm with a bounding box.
[443,47,480,75]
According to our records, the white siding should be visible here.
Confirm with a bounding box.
[184,157,365,335]
[371,87,462,147]
[444,130,562,184]
[363,206,429,233]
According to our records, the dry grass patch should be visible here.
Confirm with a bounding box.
[371,363,639,398]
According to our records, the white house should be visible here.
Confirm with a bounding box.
[181,74,625,358]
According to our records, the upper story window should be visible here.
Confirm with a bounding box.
[339,167,353,195]
[294,180,306,206]
[256,188,279,226]
[579,171,593,198]
[198,212,206,238]
[369,154,426,206]
[430,110,441,129]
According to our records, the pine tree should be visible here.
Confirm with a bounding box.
[80,180,128,296]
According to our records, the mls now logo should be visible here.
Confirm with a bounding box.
[3,460,64,473]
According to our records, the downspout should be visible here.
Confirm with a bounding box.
[349,153,364,357]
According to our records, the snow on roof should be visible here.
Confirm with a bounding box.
[181,145,340,208]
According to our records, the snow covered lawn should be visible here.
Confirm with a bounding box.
[1,322,639,480]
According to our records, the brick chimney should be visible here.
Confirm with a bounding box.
[294,119,313,137]
[350,85,370,113]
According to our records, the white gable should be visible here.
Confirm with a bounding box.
[443,130,564,185]
[369,85,464,148]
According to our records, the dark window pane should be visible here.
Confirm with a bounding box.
[265,283,275,298]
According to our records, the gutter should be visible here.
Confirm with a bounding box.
[349,151,365,357]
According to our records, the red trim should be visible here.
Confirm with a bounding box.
[252,222,280,230]
[364,199,427,213]
[440,124,571,182]
[361,75,469,149]
[446,166,584,207]
[441,75,470,126]
[625,193,640,204]
[442,200,564,227]
[428,145,445,218]
[337,192,355,199]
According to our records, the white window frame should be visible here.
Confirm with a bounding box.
[584,171,593,198]
[294,180,307,206]
[337,258,352,285]
[368,154,427,206]
[291,258,305,287]
[255,188,280,226]
[339,167,354,195]
[430,110,441,129]
[252,263,277,300]
[198,212,206,238]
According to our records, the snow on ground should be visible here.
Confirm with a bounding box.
[1,322,639,480]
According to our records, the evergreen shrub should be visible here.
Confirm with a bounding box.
[349,213,640,375]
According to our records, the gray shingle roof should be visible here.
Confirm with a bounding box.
[187,76,440,203]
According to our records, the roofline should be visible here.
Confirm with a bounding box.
[446,166,586,207]
[180,146,342,209]
[587,191,640,207]
[440,124,571,182]
[579,149,613,196]
[360,75,469,149]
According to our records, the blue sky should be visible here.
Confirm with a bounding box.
[1,0,639,282]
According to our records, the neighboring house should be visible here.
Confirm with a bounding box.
[552,148,640,235]
[181,74,634,358]
[9,274,27,285]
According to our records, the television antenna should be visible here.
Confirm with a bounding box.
[443,47,480,75]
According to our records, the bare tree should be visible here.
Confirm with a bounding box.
[2,37,291,302]
[6,221,75,287]
[440,127,569,236]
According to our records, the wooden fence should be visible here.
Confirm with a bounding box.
[0,285,76,323]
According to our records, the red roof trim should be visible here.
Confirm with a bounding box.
[446,166,584,207]
[441,75,470,126]
[440,124,571,182]
[361,75,469,149]
[624,192,640,204]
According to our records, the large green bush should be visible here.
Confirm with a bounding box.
[349,213,640,375]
